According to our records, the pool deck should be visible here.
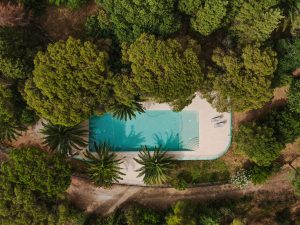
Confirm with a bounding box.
[86,94,231,185]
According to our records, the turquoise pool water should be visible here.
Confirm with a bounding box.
[89,110,199,151]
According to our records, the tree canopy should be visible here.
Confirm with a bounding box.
[206,45,277,112]
[191,0,228,36]
[235,123,283,166]
[122,34,204,111]
[288,78,300,113]
[231,0,283,43]
[24,37,115,126]
[96,0,180,42]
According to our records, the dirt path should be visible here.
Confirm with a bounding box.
[67,167,294,216]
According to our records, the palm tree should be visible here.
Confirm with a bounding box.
[0,123,24,142]
[134,146,175,185]
[41,122,87,157]
[110,101,145,121]
[84,142,124,187]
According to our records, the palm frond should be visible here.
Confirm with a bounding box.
[84,142,124,188]
[41,122,88,157]
[0,123,25,142]
[111,101,145,121]
[134,146,175,185]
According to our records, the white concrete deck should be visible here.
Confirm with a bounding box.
[90,94,231,185]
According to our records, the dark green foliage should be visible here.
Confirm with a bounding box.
[48,0,88,9]
[122,34,204,111]
[41,122,88,157]
[0,27,43,79]
[170,170,193,190]
[85,143,124,187]
[134,146,175,185]
[110,101,145,121]
[18,0,47,12]
[235,123,283,166]
[275,38,300,86]
[24,37,115,126]
[85,9,113,38]
[19,107,39,125]
[263,107,300,144]
[279,0,300,31]
[96,0,180,42]
[231,0,283,43]
[288,79,300,113]
[124,204,163,225]
[0,123,24,142]
[249,163,280,184]
[2,147,71,197]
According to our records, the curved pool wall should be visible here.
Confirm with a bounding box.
[89,110,199,151]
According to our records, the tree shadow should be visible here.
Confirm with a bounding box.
[89,115,145,151]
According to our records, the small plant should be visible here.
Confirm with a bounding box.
[0,2,31,27]
[48,0,88,9]
[0,123,25,142]
[41,122,88,157]
[84,143,124,187]
[230,169,251,188]
[134,146,175,185]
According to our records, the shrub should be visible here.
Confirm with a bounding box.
[48,0,88,9]
[191,0,228,36]
[249,163,280,184]
[235,123,283,166]
[230,169,251,188]
[288,79,300,114]
[170,170,193,190]
[165,201,197,225]
[124,204,163,225]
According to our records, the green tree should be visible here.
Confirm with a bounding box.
[165,201,197,225]
[231,0,283,43]
[206,45,277,112]
[0,27,43,79]
[0,147,80,225]
[191,0,228,36]
[134,146,175,185]
[24,37,115,126]
[275,38,300,86]
[41,122,88,157]
[235,123,283,166]
[124,204,163,225]
[263,107,300,144]
[96,0,180,42]
[122,34,204,111]
[288,79,300,113]
[2,147,71,197]
[84,143,124,187]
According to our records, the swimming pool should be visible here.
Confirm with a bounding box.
[89,110,199,151]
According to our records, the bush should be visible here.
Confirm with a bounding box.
[48,0,88,9]
[288,79,300,114]
[249,163,280,184]
[19,107,39,125]
[124,204,163,225]
[230,169,251,188]
[235,123,283,166]
[170,170,193,190]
